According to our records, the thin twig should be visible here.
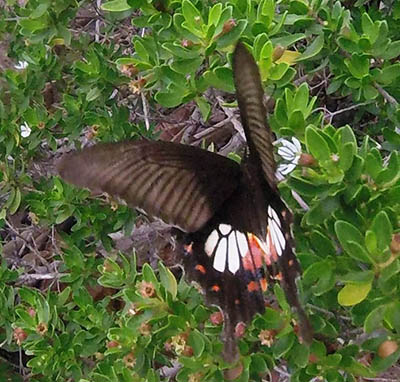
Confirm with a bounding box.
[291,190,309,211]
[141,92,150,131]
[307,303,352,321]
[17,273,68,282]
[375,83,398,106]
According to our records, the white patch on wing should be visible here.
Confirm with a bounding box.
[213,237,227,272]
[205,229,219,257]
[218,223,232,235]
[267,206,286,256]
[268,206,282,227]
[228,231,240,274]
[235,231,249,257]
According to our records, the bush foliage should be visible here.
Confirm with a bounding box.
[0,0,400,381]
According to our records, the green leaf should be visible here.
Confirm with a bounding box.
[86,87,102,102]
[346,240,373,263]
[158,262,177,300]
[142,263,158,285]
[338,281,372,306]
[365,230,377,254]
[293,82,310,111]
[376,152,400,187]
[188,330,205,357]
[363,84,378,100]
[365,149,382,179]
[271,33,305,47]
[9,188,22,215]
[380,40,400,60]
[364,305,386,333]
[383,128,400,147]
[203,67,234,93]
[31,3,50,18]
[304,196,340,225]
[182,0,203,37]
[208,3,222,27]
[345,54,370,79]
[269,62,289,81]
[291,342,310,367]
[305,125,331,162]
[288,176,329,197]
[155,90,184,108]
[288,109,305,133]
[335,221,368,260]
[195,96,211,121]
[303,261,335,296]
[19,16,48,32]
[296,34,324,61]
[163,42,201,59]
[374,64,400,84]
[361,13,378,43]
[371,211,393,251]
[273,333,295,358]
[339,142,355,171]
[345,359,376,377]
[101,0,131,12]
[340,270,374,284]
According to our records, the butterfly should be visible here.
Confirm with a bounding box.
[57,42,312,362]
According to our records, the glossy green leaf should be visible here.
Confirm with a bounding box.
[182,0,203,36]
[361,13,378,43]
[364,304,386,333]
[9,188,21,215]
[365,149,382,179]
[338,281,372,306]
[158,262,177,300]
[297,34,324,61]
[188,330,205,357]
[195,96,211,121]
[142,263,158,285]
[304,196,340,225]
[273,333,295,358]
[101,0,131,12]
[305,125,331,162]
[335,221,370,261]
[371,211,393,251]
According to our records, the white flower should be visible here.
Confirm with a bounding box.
[20,122,31,138]
[275,137,302,179]
[15,61,28,70]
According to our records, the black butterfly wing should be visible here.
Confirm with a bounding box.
[233,42,277,190]
[57,139,241,232]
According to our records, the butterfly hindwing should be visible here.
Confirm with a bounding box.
[57,139,241,232]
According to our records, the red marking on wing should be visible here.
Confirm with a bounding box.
[242,234,264,272]
[195,264,206,274]
[211,285,221,292]
[247,281,260,292]
[260,278,268,292]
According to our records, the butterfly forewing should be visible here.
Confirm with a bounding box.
[233,43,277,190]
[57,140,241,232]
